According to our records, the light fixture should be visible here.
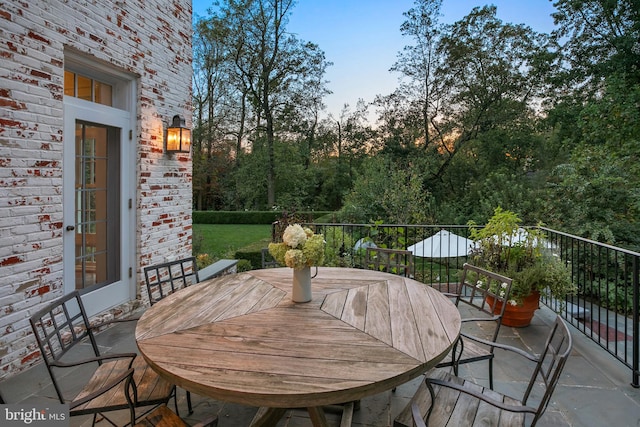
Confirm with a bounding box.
[165,114,191,153]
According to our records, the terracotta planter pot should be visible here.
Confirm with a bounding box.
[486,290,540,328]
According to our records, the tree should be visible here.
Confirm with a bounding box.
[218,0,329,206]
[432,6,547,178]
[192,16,238,210]
[390,0,446,150]
[280,43,332,168]
[543,0,640,246]
[551,0,640,89]
[339,155,434,224]
[544,77,640,245]
[332,100,373,176]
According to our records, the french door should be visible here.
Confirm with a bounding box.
[63,98,135,316]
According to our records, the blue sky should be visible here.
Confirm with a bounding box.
[192,0,558,118]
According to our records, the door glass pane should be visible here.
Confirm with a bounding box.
[75,122,120,290]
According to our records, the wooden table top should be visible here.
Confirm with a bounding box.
[135,267,461,409]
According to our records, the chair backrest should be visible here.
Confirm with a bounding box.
[261,248,278,269]
[365,247,414,277]
[526,316,573,425]
[456,263,513,313]
[29,291,100,404]
[455,263,513,341]
[144,257,200,305]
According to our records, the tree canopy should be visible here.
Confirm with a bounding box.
[192,0,640,250]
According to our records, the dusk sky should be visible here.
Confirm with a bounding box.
[192,1,558,119]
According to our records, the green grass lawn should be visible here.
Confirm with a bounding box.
[193,224,272,259]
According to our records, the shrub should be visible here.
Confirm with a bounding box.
[236,259,253,272]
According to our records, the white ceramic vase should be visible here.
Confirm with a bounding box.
[292,266,312,303]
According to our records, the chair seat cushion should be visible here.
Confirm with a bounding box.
[394,369,525,427]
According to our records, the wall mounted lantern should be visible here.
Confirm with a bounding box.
[165,115,191,154]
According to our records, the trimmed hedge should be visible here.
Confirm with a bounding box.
[193,211,334,225]
[234,250,264,269]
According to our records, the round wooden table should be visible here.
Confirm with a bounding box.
[135,267,461,426]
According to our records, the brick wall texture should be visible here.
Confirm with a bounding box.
[0,0,193,378]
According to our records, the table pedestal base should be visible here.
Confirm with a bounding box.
[250,407,288,427]
[251,402,354,427]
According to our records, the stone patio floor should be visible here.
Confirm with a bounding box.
[2,305,640,426]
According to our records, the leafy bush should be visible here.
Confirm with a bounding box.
[236,259,253,272]
[193,210,333,224]
[233,250,263,269]
[587,282,634,314]
[320,225,358,268]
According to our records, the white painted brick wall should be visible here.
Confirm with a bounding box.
[0,0,193,378]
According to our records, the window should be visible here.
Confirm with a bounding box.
[64,70,113,106]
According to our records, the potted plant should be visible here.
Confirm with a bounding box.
[467,207,576,327]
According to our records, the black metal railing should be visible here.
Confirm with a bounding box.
[281,222,640,387]
[540,226,640,388]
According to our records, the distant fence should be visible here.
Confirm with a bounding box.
[281,222,640,387]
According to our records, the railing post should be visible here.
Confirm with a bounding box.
[633,256,639,388]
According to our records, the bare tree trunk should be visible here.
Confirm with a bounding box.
[236,90,247,167]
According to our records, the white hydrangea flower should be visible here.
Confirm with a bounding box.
[476,280,483,288]
[501,282,508,288]
[508,300,518,306]
[282,224,307,248]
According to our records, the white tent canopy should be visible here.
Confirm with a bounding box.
[353,238,377,251]
[495,228,557,249]
[407,230,475,258]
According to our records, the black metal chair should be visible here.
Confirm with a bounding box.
[261,248,278,268]
[435,263,514,390]
[143,257,200,306]
[365,247,414,277]
[397,315,573,427]
[29,291,175,427]
[143,257,201,413]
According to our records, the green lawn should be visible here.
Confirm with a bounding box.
[193,224,272,259]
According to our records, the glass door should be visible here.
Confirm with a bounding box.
[63,98,134,316]
[74,122,120,289]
